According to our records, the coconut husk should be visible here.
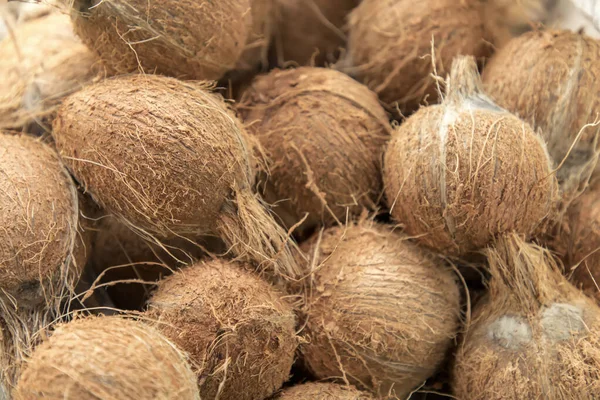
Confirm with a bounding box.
[0,133,88,390]
[52,74,302,283]
[453,233,600,399]
[146,259,298,400]
[383,55,558,256]
[345,0,491,114]
[272,0,359,67]
[238,67,391,235]
[483,30,600,190]
[13,316,199,400]
[482,0,550,48]
[275,382,373,399]
[298,221,461,399]
[235,0,275,71]
[0,12,100,133]
[70,0,251,80]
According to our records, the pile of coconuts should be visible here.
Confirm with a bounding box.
[3,0,600,399]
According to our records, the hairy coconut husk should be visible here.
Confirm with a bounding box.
[276,382,373,399]
[346,0,490,114]
[14,316,199,400]
[299,221,461,399]
[239,67,391,235]
[482,0,550,48]
[453,233,600,399]
[89,215,224,310]
[146,260,298,400]
[483,30,600,189]
[70,0,251,80]
[52,74,302,283]
[0,133,88,389]
[0,13,100,132]
[384,56,558,256]
[273,0,359,66]
[235,0,275,71]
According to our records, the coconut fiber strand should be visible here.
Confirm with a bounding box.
[276,382,373,399]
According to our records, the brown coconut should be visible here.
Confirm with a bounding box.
[453,233,600,399]
[0,133,88,388]
[483,30,600,186]
[146,259,298,400]
[299,221,461,399]
[0,13,99,132]
[70,0,251,80]
[235,0,276,71]
[482,0,550,48]
[239,67,391,234]
[273,0,360,66]
[383,56,558,256]
[345,0,490,114]
[276,382,373,399]
[52,74,301,282]
[14,316,199,400]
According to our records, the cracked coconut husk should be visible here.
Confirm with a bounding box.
[146,259,298,400]
[70,0,251,80]
[453,233,600,400]
[52,74,302,283]
[238,67,391,234]
[483,30,600,188]
[275,382,373,399]
[0,12,100,132]
[272,0,360,67]
[0,133,88,390]
[345,0,491,114]
[13,316,200,400]
[298,221,461,399]
[383,55,559,257]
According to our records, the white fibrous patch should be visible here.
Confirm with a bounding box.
[488,315,532,350]
[541,303,585,341]
[464,95,504,113]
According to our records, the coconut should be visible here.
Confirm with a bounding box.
[70,0,251,80]
[483,30,600,186]
[146,259,298,400]
[52,74,301,282]
[273,0,359,66]
[14,316,199,400]
[0,13,99,132]
[298,221,460,398]
[0,133,88,387]
[383,56,558,256]
[482,0,550,48]
[238,67,391,234]
[345,0,490,114]
[235,0,276,71]
[453,233,600,399]
[276,382,373,399]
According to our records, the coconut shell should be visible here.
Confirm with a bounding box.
[346,0,490,114]
[453,233,600,399]
[299,221,461,399]
[273,0,359,66]
[383,56,558,256]
[483,30,600,185]
[146,260,297,400]
[71,0,251,80]
[53,74,301,281]
[14,316,200,400]
[275,382,373,399]
[0,13,99,132]
[239,67,391,233]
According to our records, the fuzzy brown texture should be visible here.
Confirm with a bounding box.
[482,0,550,48]
[71,0,251,80]
[299,222,461,399]
[276,382,373,399]
[384,56,558,256]
[273,0,359,66]
[483,30,600,185]
[239,67,391,233]
[346,0,490,114]
[0,13,99,131]
[53,74,301,281]
[236,0,275,71]
[147,260,297,400]
[453,233,600,399]
[14,316,199,400]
